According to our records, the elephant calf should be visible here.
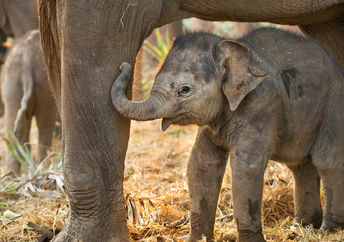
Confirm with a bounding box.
[1,30,57,175]
[112,28,344,241]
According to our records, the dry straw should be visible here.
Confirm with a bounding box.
[1,120,344,241]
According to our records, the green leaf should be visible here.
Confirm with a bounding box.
[144,28,172,62]
[0,181,17,194]
[143,43,162,61]
[1,181,13,192]
[2,137,28,171]
[155,29,163,52]
[4,189,17,194]
[0,202,7,209]
[144,40,164,59]
[6,127,34,171]
[162,29,170,55]
[165,28,171,48]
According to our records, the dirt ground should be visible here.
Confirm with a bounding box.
[0,116,344,241]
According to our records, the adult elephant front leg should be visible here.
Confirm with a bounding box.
[38,1,164,241]
[188,128,229,241]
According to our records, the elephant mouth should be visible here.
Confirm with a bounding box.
[161,113,192,131]
[161,117,178,131]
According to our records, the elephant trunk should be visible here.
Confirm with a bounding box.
[111,62,168,121]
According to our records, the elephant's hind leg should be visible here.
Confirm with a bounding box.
[312,113,344,231]
[35,101,57,163]
[3,80,32,175]
[287,160,322,228]
[311,154,344,231]
[317,164,344,231]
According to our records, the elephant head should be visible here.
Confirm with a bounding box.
[112,33,268,131]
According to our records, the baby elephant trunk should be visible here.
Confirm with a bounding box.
[111,62,168,121]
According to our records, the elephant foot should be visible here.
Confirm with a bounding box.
[53,217,130,242]
[237,229,265,242]
[189,230,214,242]
[188,235,214,242]
[296,211,323,229]
[320,219,344,232]
[52,225,76,242]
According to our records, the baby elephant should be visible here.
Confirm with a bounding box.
[1,30,57,175]
[112,28,344,241]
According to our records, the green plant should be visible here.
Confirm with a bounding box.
[144,28,172,62]
[0,202,7,210]
[141,28,173,95]
[3,127,62,179]
[3,128,34,175]
[0,181,17,194]
[1,128,64,199]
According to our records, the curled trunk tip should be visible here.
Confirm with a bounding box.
[120,62,132,72]
[111,62,168,121]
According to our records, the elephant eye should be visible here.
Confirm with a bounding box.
[178,86,191,96]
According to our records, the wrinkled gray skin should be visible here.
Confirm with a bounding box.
[1,30,57,175]
[112,28,344,241]
[38,0,344,241]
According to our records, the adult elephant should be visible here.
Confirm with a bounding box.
[38,1,344,241]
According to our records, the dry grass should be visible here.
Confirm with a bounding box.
[2,21,341,241]
[0,114,344,241]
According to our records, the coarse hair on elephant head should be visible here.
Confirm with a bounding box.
[111,32,268,130]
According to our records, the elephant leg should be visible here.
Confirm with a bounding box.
[287,160,322,228]
[4,102,21,174]
[3,83,28,175]
[310,102,344,231]
[35,101,57,162]
[187,128,229,241]
[7,107,33,175]
[38,1,162,241]
[230,139,269,242]
[313,162,344,231]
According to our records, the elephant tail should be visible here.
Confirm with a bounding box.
[13,62,34,137]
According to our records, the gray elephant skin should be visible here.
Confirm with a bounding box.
[38,0,344,240]
[112,28,344,241]
[0,0,37,43]
[0,0,38,115]
[1,30,57,175]
[0,0,37,63]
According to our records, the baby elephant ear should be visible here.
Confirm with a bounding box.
[217,40,268,111]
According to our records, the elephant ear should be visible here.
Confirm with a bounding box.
[216,40,268,111]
